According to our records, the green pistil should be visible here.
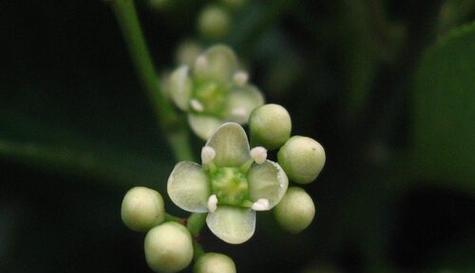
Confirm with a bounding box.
[209,167,250,207]
[192,80,228,116]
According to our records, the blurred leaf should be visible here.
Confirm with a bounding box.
[0,111,173,188]
[413,21,475,192]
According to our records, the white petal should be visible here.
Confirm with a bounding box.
[206,206,256,244]
[205,122,250,167]
[201,146,216,165]
[169,66,192,111]
[251,198,270,211]
[167,161,210,213]
[188,114,223,140]
[247,160,288,209]
[226,84,264,124]
[193,45,238,83]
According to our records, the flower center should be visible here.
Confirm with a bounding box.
[192,80,228,116]
[209,167,250,207]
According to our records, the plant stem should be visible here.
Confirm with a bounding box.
[110,0,193,161]
[186,213,207,237]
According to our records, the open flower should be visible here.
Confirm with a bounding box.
[167,122,288,244]
[168,45,264,139]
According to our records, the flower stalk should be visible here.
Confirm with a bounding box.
[110,0,193,161]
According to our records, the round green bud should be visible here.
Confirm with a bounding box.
[197,5,231,39]
[121,187,165,232]
[194,252,236,273]
[274,187,315,233]
[144,222,194,273]
[278,136,325,184]
[249,104,292,150]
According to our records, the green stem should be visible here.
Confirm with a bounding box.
[110,0,193,161]
[165,213,183,222]
[186,213,207,237]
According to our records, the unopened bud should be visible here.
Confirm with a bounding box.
[278,136,325,184]
[194,252,237,273]
[144,222,193,273]
[274,187,315,233]
[249,104,291,150]
[121,187,165,232]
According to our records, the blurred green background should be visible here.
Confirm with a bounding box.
[1,0,475,272]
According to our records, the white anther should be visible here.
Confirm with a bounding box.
[201,146,216,165]
[250,146,267,164]
[233,71,249,86]
[195,55,208,72]
[251,198,270,211]
[190,99,204,112]
[207,194,218,213]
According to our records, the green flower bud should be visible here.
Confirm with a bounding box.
[144,222,194,273]
[198,5,231,39]
[278,136,325,184]
[249,104,292,150]
[121,187,165,232]
[274,187,315,233]
[194,252,237,273]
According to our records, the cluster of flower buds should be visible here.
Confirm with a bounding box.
[121,44,325,273]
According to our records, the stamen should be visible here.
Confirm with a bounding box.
[190,99,204,112]
[195,55,208,72]
[251,198,270,211]
[233,71,249,86]
[250,146,267,164]
[207,194,218,213]
[201,146,216,165]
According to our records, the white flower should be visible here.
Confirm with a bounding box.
[168,45,264,140]
[167,123,288,244]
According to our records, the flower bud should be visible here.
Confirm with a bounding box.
[121,187,165,232]
[278,136,325,184]
[274,187,315,233]
[249,104,292,150]
[194,252,237,273]
[144,222,194,273]
[198,5,231,39]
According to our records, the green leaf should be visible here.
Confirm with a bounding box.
[413,22,475,191]
[0,78,174,188]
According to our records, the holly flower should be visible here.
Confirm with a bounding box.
[168,45,264,139]
[167,122,288,244]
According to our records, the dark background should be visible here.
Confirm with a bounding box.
[1,0,475,273]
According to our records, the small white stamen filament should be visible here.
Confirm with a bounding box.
[233,71,249,86]
[195,55,208,72]
[190,99,204,112]
[251,198,270,211]
[250,146,267,164]
[207,194,218,213]
[201,146,216,165]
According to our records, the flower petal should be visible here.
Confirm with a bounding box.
[205,122,250,167]
[248,160,288,209]
[167,161,210,213]
[169,65,192,111]
[206,206,256,244]
[193,45,238,83]
[225,84,265,124]
[188,114,223,140]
